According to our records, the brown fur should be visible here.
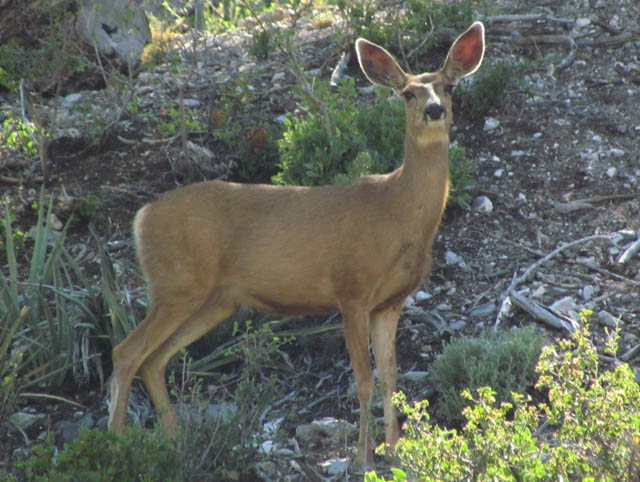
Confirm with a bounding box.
[108,22,485,468]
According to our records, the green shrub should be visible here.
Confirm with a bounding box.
[430,326,544,425]
[274,79,474,208]
[333,0,473,71]
[14,427,183,481]
[456,59,527,116]
[366,322,640,482]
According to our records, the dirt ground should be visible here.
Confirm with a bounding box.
[1,0,639,479]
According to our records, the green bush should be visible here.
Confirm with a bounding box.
[430,326,544,425]
[14,427,183,481]
[274,79,474,208]
[456,59,527,116]
[333,0,473,71]
[366,322,640,482]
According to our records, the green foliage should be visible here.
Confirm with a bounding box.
[1,113,46,157]
[166,321,291,480]
[0,194,103,390]
[274,79,404,186]
[456,59,527,115]
[157,106,206,134]
[366,322,640,481]
[274,79,475,208]
[14,427,183,481]
[430,326,544,425]
[333,0,474,71]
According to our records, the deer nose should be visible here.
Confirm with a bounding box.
[424,103,445,121]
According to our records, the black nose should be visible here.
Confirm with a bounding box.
[425,104,445,121]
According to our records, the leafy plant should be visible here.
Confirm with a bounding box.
[13,427,183,482]
[367,321,640,481]
[1,113,46,157]
[430,325,544,425]
[456,58,527,115]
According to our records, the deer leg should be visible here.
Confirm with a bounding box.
[109,301,201,433]
[341,305,375,468]
[138,289,236,435]
[370,303,402,453]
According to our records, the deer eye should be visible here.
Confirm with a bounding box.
[444,84,455,95]
[402,91,416,101]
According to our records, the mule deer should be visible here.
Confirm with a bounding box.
[108,22,485,467]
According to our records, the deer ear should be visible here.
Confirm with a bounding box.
[356,38,407,90]
[442,21,485,81]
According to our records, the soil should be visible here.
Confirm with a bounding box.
[1,0,639,480]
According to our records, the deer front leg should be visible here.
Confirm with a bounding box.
[370,304,402,454]
[341,304,375,468]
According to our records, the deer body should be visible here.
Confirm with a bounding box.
[109,22,484,468]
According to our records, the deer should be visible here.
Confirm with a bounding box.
[108,21,485,468]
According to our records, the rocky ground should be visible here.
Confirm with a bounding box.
[1,0,639,480]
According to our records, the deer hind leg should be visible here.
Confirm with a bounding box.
[138,288,237,435]
[341,304,375,468]
[370,303,402,453]
[109,301,197,433]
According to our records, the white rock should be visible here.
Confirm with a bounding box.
[445,251,463,266]
[402,371,430,382]
[532,132,542,139]
[325,458,349,476]
[494,168,504,178]
[271,72,286,82]
[606,167,618,178]
[582,285,595,301]
[182,98,200,107]
[483,117,500,132]
[468,303,495,318]
[62,93,83,106]
[274,115,288,124]
[610,148,625,157]
[415,290,431,301]
[472,195,493,213]
[550,296,579,314]
[511,150,525,158]
[450,320,466,330]
[576,18,591,28]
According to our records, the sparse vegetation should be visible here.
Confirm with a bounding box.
[367,322,640,482]
[430,325,544,425]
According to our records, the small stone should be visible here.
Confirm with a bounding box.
[402,371,430,383]
[532,132,542,139]
[182,98,200,107]
[582,285,595,301]
[472,195,493,213]
[445,251,464,266]
[274,114,288,124]
[511,150,525,158]
[435,303,452,311]
[271,72,286,82]
[323,458,349,476]
[62,92,83,106]
[597,310,620,327]
[610,148,625,157]
[450,320,466,330]
[606,167,618,178]
[415,290,431,301]
[550,296,579,314]
[494,168,504,178]
[483,117,500,132]
[468,303,496,318]
[575,18,591,28]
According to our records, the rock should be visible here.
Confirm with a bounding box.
[9,411,46,432]
[445,251,468,269]
[295,417,356,446]
[415,290,431,301]
[483,117,500,132]
[468,303,496,318]
[472,195,493,213]
[61,92,83,107]
[582,285,595,301]
[324,458,349,476]
[75,0,151,68]
[54,413,96,444]
[206,402,236,422]
[494,168,503,178]
[606,167,618,178]
[274,114,288,124]
[575,18,591,28]
[402,371,430,383]
[271,72,286,82]
[182,98,201,107]
[449,320,466,331]
[597,310,620,328]
[610,147,625,157]
[550,296,578,313]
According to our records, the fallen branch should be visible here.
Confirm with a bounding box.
[499,234,614,301]
[329,51,350,88]
[509,290,576,334]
